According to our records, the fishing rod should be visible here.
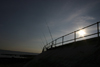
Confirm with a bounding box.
[40,37,45,50]
[42,32,48,45]
[45,22,53,41]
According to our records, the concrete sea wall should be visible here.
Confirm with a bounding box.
[25,37,100,67]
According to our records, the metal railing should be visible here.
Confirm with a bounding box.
[42,22,100,52]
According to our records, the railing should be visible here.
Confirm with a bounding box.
[42,22,100,52]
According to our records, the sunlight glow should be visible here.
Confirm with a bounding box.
[78,30,86,37]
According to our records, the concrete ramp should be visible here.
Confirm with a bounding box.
[25,37,100,67]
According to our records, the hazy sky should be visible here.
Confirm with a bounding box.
[0,0,100,53]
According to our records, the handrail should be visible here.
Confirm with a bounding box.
[42,22,100,52]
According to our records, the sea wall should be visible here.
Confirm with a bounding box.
[25,37,100,67]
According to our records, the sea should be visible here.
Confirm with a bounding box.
[0,49,39,58]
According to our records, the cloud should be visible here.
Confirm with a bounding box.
[47,0,99,28]
[74,16,95,26]
[57,1,99,34]
[64,0,100,23]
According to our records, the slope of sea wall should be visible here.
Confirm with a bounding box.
[25,37,100,67]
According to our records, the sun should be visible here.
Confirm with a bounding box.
[78,30,86,37]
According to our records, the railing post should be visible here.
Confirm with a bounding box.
[42,47,44,52]
[62,36,64,45]
[51,41,53,48]
[55,39,56,47]
[74,31,76,42]
[97,22,100,46]
[97,22,99,37]
[46,44,48,50]
[42,46,46,52]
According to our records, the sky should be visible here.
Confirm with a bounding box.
[0,0,100,53]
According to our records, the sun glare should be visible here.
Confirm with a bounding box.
[78,30,86,37]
